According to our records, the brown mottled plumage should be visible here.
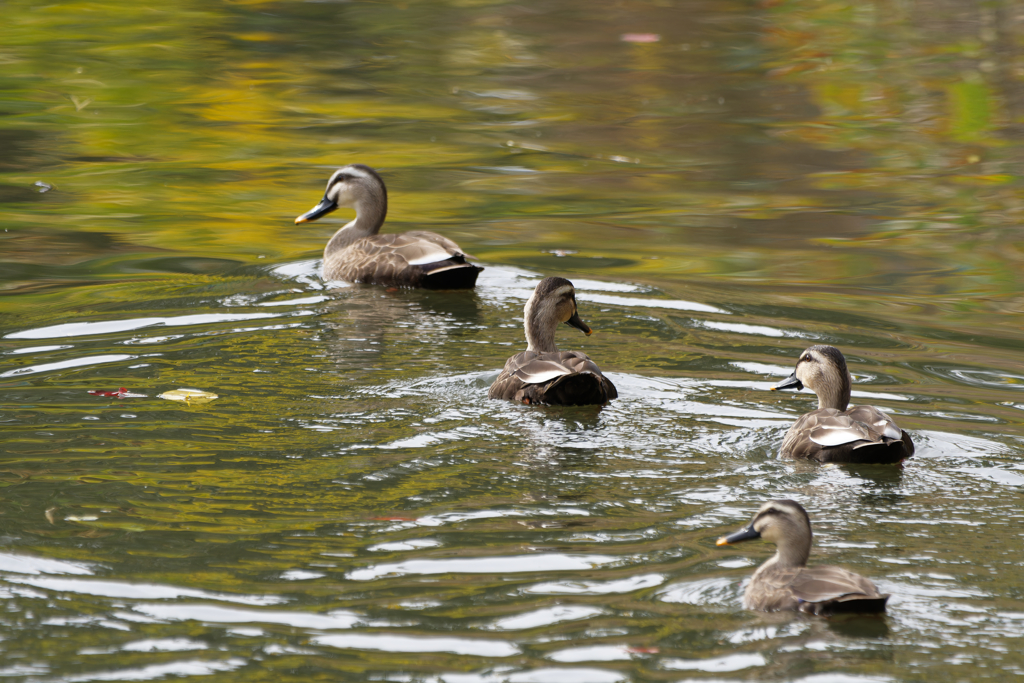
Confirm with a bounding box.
[771,345,914,464]
[295,164,482,288]
[717,500,889,616]
[489,277,617,406]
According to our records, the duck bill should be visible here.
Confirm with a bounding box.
[771,372,803,392]
[295,198,338,224]
[565,310,592,336]
[716,524,761,546]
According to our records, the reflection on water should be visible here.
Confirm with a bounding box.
[3,0,1024,680]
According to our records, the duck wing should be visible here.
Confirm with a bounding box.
[844,405,904,442]
[325,232,481,287]
[789,565,889,616]
[746,564,888,616]
[488,351,617,406]
[379,231,470,265]
[780,407,913,463]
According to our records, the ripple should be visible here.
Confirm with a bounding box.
[62,658,246,682]
[313,633,519,657]
[662,652,766,672]
[524,573,664,595]
[698,320,805,338]
[369,538,443,552]
[1,353,135,377]
[135,604,359,629]
[582,292,725,314]
[657,577,737,606]
[258,294,330,307]
[952,467,1024,487]
[547,645,634,662]
[0,552,93,576]
[7,578,284,605]
[348,554,616,581]
[4,344,73,355]
[949,369,1024,389]
[487,605,603,631]
[433,668,627,683]
[5,311,314,340]
[121,638,207,653]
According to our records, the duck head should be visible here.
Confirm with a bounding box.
[771,344,852,411]
[717,499,812,568]
[523,277,592,353]
[295,164,388,232]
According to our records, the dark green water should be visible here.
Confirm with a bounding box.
[3,0,1024,681]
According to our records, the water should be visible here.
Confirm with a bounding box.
[4,0,1024,681]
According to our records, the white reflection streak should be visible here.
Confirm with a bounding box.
[348,554,616,581]
[547,645,632,662]
[662,652,766,672]
[489,605,603,631]
[1,354,134,378]
[5,311,314,340]
[0,552,93,576]
[61,658,245,682]
[579,292,726,314]
[313,633,519,657]
[525,573,665,595]
[134,604,359,629]
[6,577,284,605]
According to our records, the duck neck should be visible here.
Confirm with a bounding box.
[815,372,851,411]
[324,194,388,255]
[766,535,811,570]
[524,298,559,353]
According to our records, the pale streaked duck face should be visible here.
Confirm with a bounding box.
[523,277,591,352]
[772,344,852,411]
[717,499,812,567]
[295,164,388,227]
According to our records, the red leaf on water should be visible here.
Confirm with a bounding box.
[88,387,129,397]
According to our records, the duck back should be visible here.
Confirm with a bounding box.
[780,405,914,464]
[489,350,617,406]
[324,232,482,288]
[747,563,889,616]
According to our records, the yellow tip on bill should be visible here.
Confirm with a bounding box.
[294,216,307,225]
[716,537,730,546]
[769,387,777,391]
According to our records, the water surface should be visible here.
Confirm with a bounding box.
[3,0,1024,681]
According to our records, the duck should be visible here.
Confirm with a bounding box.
[770,344,914,463]
[489,276,617,406]
[294,164,483,288]
[717,499,890,616]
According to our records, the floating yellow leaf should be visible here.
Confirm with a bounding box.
[158,388,218,405]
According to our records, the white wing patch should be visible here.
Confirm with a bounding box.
[880,420,902,440]
[405,247,456,265]
[512,358,574,385]
[516,368,570,384]
[809,427,865,447]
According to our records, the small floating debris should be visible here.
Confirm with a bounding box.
[87,387,146,398]
[34,181,53,193]
[545,249,578,258]
[158,388,218,405]
[620,33,660,43]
